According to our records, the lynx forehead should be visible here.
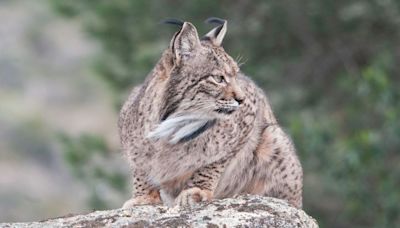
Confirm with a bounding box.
[119,17,303,209]
[204,45,240,73]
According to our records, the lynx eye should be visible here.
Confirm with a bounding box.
[212,75,226,84]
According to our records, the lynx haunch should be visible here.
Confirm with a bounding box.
[119,18,303,208]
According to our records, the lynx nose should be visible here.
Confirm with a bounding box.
[233,90,245,105]
[231,82,245,105]
[235,96,245,105]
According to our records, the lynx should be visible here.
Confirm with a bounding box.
[119,18,303,209]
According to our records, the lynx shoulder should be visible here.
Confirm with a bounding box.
[119,18,303,209]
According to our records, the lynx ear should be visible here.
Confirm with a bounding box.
[169,22,201,64]
[202,17,227,46]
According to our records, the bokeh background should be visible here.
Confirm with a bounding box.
[0,0,399,227]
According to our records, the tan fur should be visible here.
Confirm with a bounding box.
[119,21,303,208]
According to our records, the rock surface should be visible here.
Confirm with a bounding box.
[1,195,318,227]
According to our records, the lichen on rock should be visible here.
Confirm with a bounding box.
[1,195,318,228]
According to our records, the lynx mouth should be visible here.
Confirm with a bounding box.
[214,108,235,114]
[215,100,240,114]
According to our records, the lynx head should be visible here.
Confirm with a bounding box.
[149,18,246,144]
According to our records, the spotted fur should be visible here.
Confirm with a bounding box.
[119,20,303,209]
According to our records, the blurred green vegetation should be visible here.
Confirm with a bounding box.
[58,133,128,210]
[49,0,400,227]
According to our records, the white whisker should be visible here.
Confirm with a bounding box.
[235,53,247,67]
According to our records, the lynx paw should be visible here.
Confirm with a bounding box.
[122,191,161,208]
[175,187,213,207]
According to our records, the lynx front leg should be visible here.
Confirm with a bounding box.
[122,169,161,208]
[175,159,228,207]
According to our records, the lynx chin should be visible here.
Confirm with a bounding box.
[118,18,303,209]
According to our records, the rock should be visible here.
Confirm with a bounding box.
[1,195,318,227]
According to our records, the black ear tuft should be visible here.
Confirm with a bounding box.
[161,18,185,27]
[202,17,227,46]
[204,17,226,25]
[200,25,223,41]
